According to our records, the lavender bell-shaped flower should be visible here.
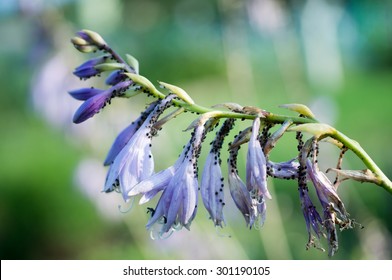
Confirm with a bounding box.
[143,124,206,235]
[104,95,175,201]
[201,119,235,227]
[105,70,126,86]
[103,101,158,166]
[72,80,133,123]
[228,144,258,228]
[246,116,271,199]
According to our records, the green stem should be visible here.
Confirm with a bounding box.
[125,58,392,196]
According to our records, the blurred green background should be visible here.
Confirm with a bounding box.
[1,0,391,260]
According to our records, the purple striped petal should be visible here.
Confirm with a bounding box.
[73,90,112,123]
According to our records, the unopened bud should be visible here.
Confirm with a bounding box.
[159,81,194,105]
[279,103,316,119]
[126,54,139,74]
[78,29,106,47]
[288,123,336,139]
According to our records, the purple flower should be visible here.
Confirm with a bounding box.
[306,159,348,220]
[246,117,271,199]
[267,158,299,180]
[143,125,205,235]
[73,56,109,79]
[68,87,105,101]
[105,70,126,86]
[200,119,234,227]
[104,95,175,201]
[72,81,132,123]
[201,152,225,227]
[228,145,261,228]
[103,102,158,166]
[299,187,323,243]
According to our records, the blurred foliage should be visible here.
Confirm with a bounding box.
[0,0,391,260]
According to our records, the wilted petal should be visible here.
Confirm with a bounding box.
[306,159,348,220]
[228,146,255,227]
[246,117,271,199]
[68,87,105,101]
[299,188,323,241]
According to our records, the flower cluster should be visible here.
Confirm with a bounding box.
[68,30,391,256]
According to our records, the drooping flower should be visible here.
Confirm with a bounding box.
[104,95,175,201]
[201,119,235,227]
[267,158,300,180]
[73,56,109,79]
[306,158,349,220]
[103,101,158,166]
[143,124,206,235]
[228,143,263,228]
[72,80,132,123]
[246,116,271,199]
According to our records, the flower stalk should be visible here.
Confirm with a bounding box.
[68,29,392,256]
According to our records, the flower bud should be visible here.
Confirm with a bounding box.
[279,103,316,119]
[159,81,194,105]
[77,29,106,47]
[288,123,336,139]
[126,54,139,74]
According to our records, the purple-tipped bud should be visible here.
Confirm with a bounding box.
[73,91,112,123]
[105,70,126,86]
[76,29,106,47]
[73,56,109,79]
[68,87,105,101]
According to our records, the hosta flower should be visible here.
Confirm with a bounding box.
[72,80,132,123]
[299,187,324,246]
[143,125,205,235]
[104,95,175,201]
[228,145,261,228]
[267,158,300,180]
[103,102,158,166]
[201,119,235,227]
[68,87,105,101]
[246,116,271,199]
[73,56,109,79]
[106,70,126,86]
[306,159,349,220]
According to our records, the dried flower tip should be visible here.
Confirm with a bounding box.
[326,168,380,185]
[279,103,316,119]
[73,45,99,53]
[288,123,336,139]
[125,54,139,74]
[71,36,89,46]
[229,127,251,149]
[158,81,194,105]
[242,106,268,117]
